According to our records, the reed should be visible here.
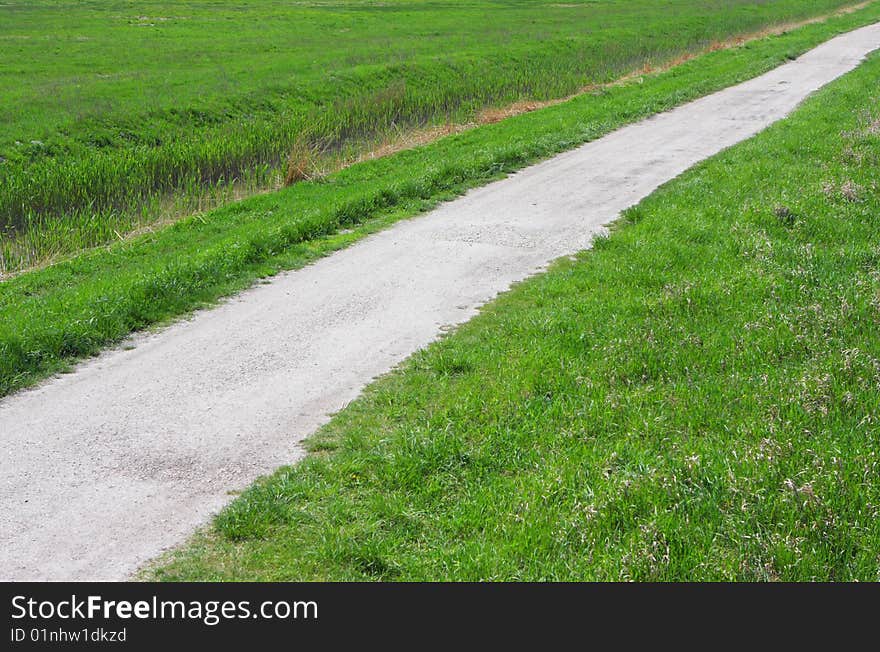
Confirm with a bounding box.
[0,0,866,273]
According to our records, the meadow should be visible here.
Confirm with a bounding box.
[152,45,880,581]
[0,0,868,272]
[3,4,880,401]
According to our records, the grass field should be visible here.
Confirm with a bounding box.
[0,0,869,272]
[150,45,880,581]
[2,4,880,401]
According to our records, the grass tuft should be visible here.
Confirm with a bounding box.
[284,138,323,186]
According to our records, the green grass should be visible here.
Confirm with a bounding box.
[3,5,880,400]
[151,45,880,582]
[0,0,869,271]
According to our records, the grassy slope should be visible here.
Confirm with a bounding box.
[3,6,880,400]
[153,47,880,582]
[0,0,865,269]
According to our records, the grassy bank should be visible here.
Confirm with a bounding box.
[0,0,869,271]
[2,7,880,400]
[152,45,880,581]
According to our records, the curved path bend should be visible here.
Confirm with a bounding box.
[2,23,880,581]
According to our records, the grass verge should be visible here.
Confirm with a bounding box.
[151,46,880,582]
[2,7,880,400]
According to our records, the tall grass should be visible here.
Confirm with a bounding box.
[3,4,880,399]
[0,0,870,273]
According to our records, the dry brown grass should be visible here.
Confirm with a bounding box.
[477,100,566,124]
[284,137,325,186]
[354,123,472,163]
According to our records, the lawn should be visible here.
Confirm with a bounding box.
[0,0,869,271]
[150,42,880,581]
[3,5,880,402]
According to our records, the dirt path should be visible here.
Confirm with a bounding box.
[2,23,879,581]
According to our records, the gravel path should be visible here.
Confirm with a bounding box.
[2,23,879,581]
